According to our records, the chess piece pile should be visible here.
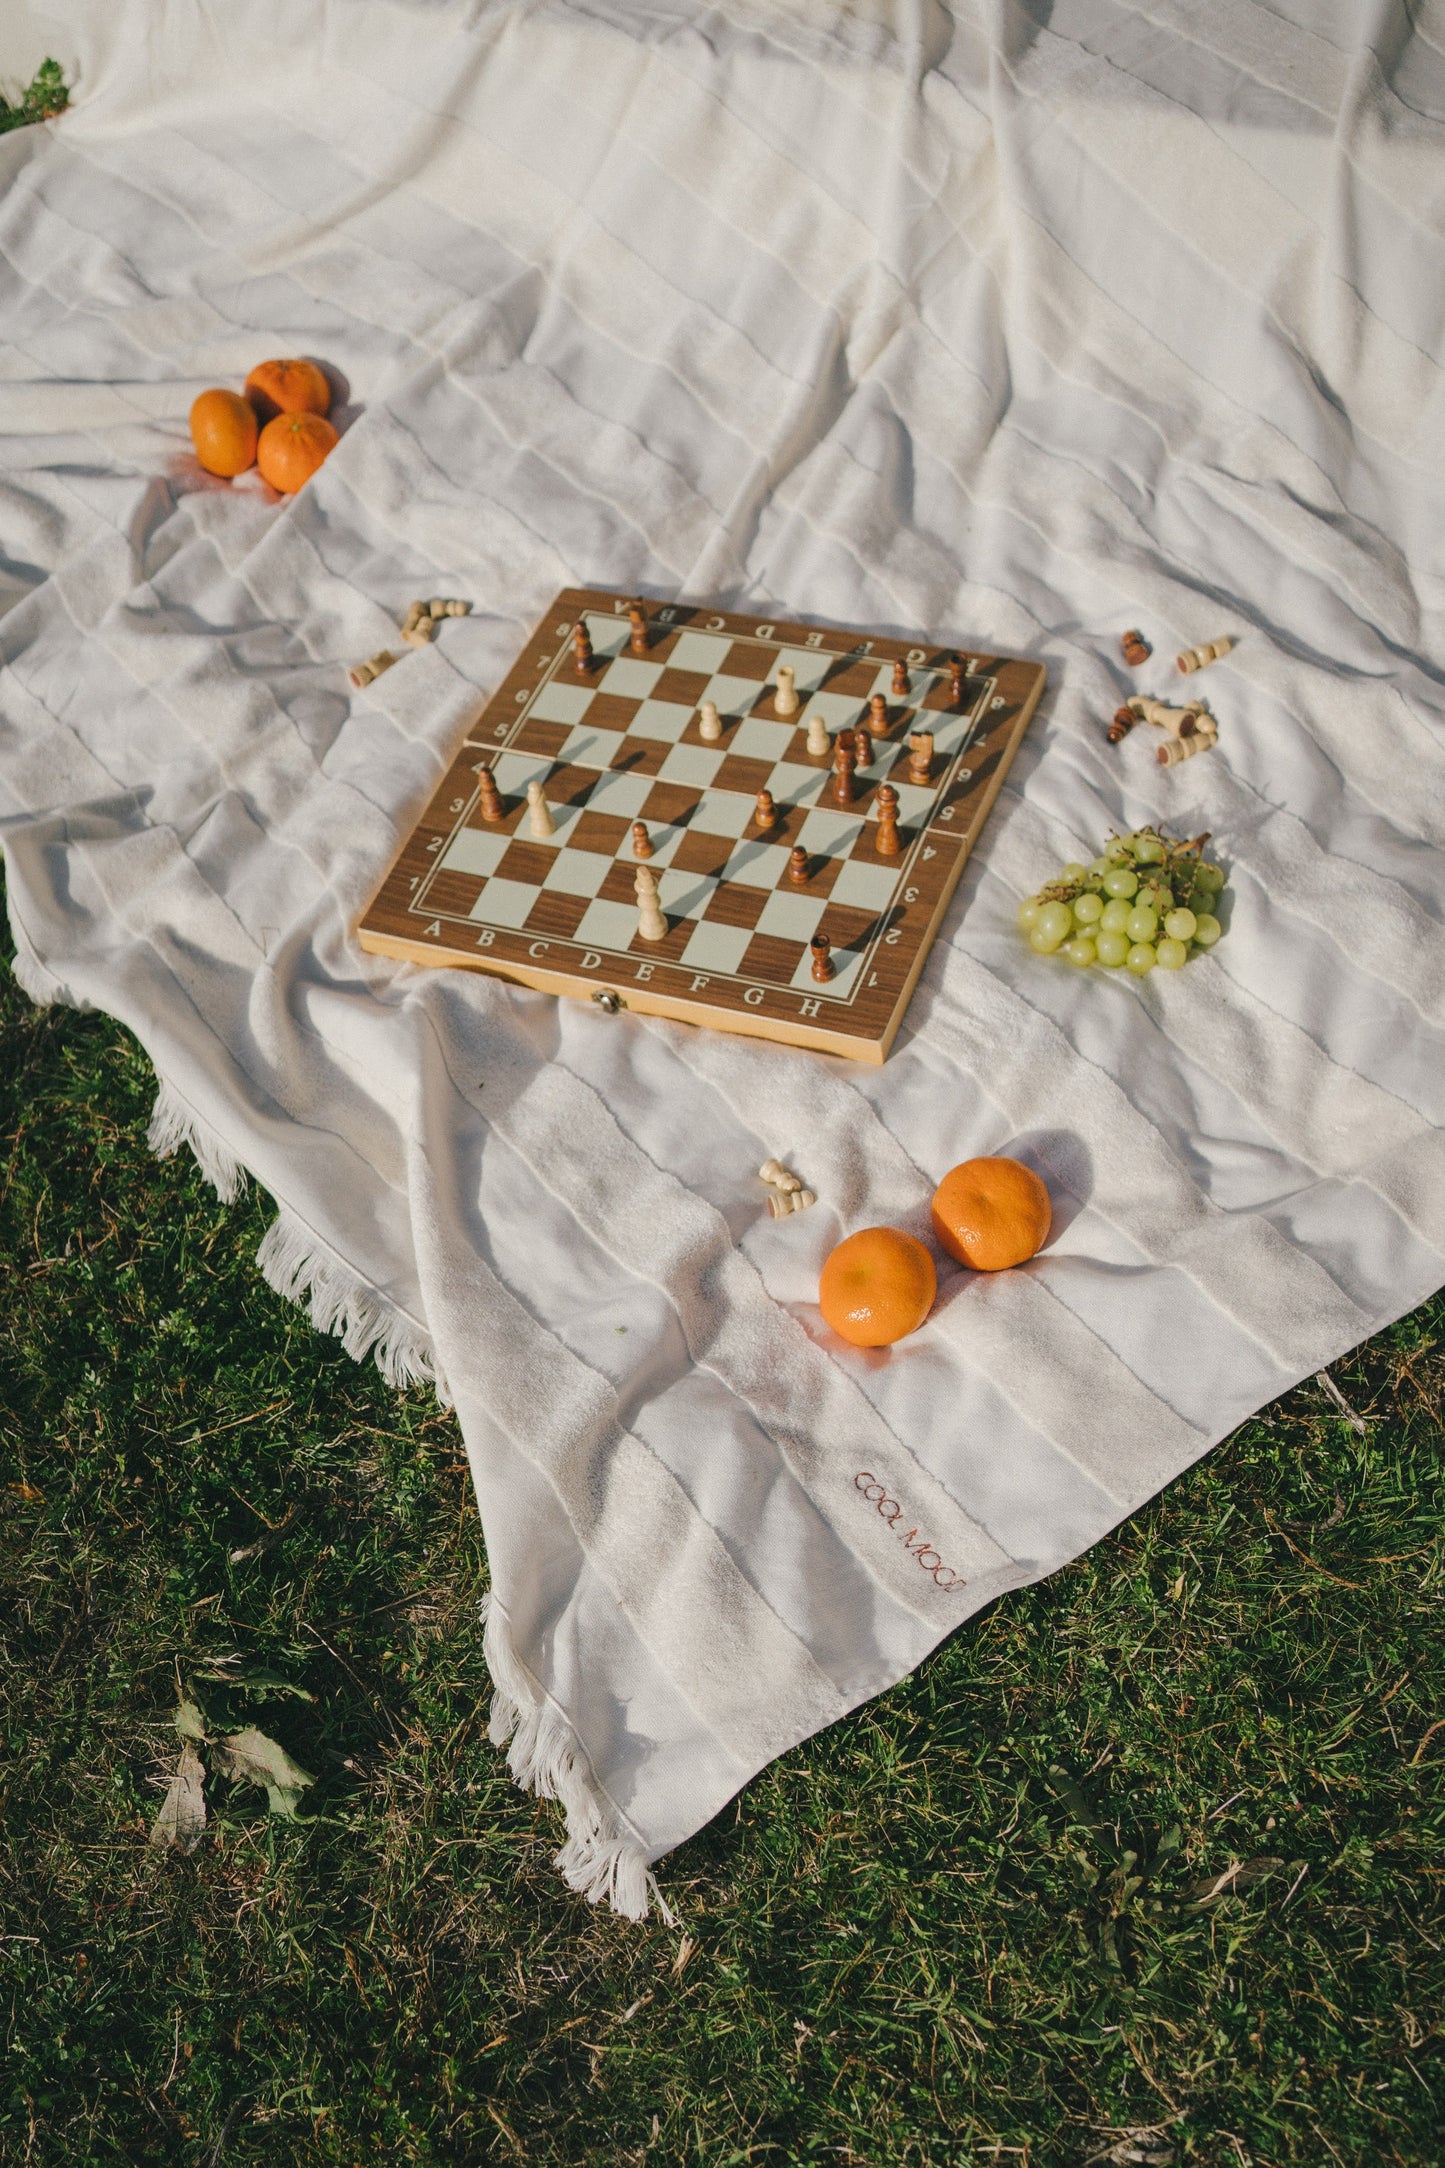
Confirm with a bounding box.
[348,648,396,689]
[759,1157,816,1219]
[402,597,471,647]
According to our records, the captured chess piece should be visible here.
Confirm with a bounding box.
[891,658,910,699]
[631,819,653,859]
[697,699,723,742]
[1106,705,1136,745]
[526,779,556,838]
[874,781,901,856]
[773,663,799,718]
[1177,636,1232,674]
[805,710,830,759]
[1121,629,1151,667]
[755,788,779,835]
[475,764,505,822]
[626,597,649,656]
[809,932,835,983]
[572,620,597,673]
[634,863,667,941]
[832,737,857,805]
[907,730,934,785]
[788,845,811,885]
[853,724,873,770]
[868,691,889,735]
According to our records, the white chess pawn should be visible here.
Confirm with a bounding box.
[697,700,723,742]
[525,779,556,838]
[805,711,830,758]
[634,864,668,942]
[773,663,799,718]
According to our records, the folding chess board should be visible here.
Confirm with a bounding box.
[357,589,1046,1061]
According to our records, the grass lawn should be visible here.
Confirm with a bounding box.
[1,876,1442,2168]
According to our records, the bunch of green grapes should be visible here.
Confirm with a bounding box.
[1017,826,1225,974]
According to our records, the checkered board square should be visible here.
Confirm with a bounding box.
[358,588,1046,1062]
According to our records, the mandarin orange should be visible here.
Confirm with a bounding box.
[930,1155,1051,1272]
[188,388,258,477]
[819,1227,936,1347]
[256,411,338,494]
[244,357,332,423]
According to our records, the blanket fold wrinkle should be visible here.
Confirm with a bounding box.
[2,0,1443,1915]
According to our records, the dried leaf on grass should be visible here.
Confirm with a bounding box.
[150,1740,206,1853]
[1183,1855,1288,1908]
[210,1725,315,1817]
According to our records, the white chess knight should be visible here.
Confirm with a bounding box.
[634,863,668,942]
[525,779,556,837]
[773,663,799,717]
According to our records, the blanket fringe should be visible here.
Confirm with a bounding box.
[257,1203,449,1401]
[8,935,87,1012]
[146,1078,249,1204]
[480,1592,677,1926]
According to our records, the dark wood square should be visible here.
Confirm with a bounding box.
[640,780,703,827]
[651,666,710,707]
[670,827,735,878]
[606,735,668,778]
[494,839,556,886]
[513,717,571,759]
[698,881,769,931]
[524,889,590,940]
[419,870,485,918]
[739,931,807,985]
[569,808,630,855]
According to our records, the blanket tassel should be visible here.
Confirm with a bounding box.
[257,1204,446,1400]
[480,1592,677,1926]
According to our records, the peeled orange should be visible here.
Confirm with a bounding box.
[189,388,258,477]
[244,357,332,423]
[819,1227,937,1348]
[257,411,337,494]
[930,1155,1051,1272]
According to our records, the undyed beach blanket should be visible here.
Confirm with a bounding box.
[2,0,1444,1917]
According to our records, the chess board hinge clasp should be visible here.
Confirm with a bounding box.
[591,988,627,1015]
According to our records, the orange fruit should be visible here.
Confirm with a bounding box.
[256,411,338,494]
[244,357,332,423]
[188,388,258,477]
[819,1227,937,1348]
[930,1156,1051,1272]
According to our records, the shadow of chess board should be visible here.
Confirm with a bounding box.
[357,589,1046,1062]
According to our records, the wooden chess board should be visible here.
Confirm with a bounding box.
[357,589,1046,1062]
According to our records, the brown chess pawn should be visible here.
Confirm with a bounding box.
[809,932,834,983]
[868,691,889,734]
[874,782,901,856]
[907,730,934,785]
[891,658,909,698]
[627,598,649,656]
[1106,705,1136,744]
[788,845,810,885]
[476,764,505,822]
[631,820,653,859]
[1121,628,1151,667]
[948,657,966,705]
[572,620,596,673]
[755,788,778,834]
[832,738,856,805]
[853,724,873,769]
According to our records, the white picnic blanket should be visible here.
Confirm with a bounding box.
[3,0,1443,1917]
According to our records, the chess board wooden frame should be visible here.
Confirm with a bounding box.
[357,589,1046,1062]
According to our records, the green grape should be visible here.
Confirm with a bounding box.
[1155,937,1188,969]
[1103,868,1139,899]
[1100,898,1133,933]
[1196,863,1224,891]
[1144,884,1174,914]
[1060,861,1088,882]
[1095,930,1130,967]
[1031,902,1074,951]
[1072,892,1104,925]
[1104,838,1133,864]
[1126,942,1157,975]
[1126,905,1158,943]
[1018,897,1043,931]
[1062,936,1097,969]
[1164,907,1197,941]
[1089,856,1110,876]
[1192,913,1222,948]
[1134,835,1165,864]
